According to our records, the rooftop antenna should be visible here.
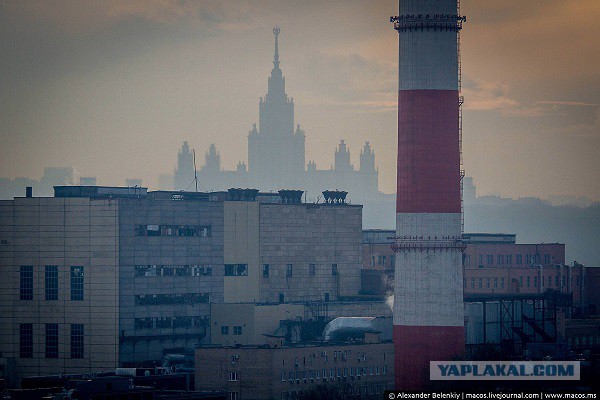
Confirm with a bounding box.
[193,149,198,192]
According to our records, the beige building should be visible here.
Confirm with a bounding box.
[0,195,121,386]
[195,341,394,400]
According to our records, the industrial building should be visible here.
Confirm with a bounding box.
[363,230,586,301]
[0,186,362,387]
[195,321,393,400]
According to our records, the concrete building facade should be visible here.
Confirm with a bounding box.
[0,186,363,386]
[195,342,394,400]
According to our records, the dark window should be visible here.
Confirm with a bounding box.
[225,264,248,276]
[309,264,316,276]
[221,326,229,335]
[156,317,172,329]
[463,254,470,267]
[71,324,84,359]
[324,293,330,302]
[45,323,59,358]
[233,326,242,335]
[45,266,58,300]
[331,264,338,275]
[279,293,285,303]
[263,264,270,278]
[527,276,531,287]
[286,264,293,278]
[506,255,512,265]
[516,254,522,265]
[486,255,493,265]
[501,278,505,288]
[20,323,33,358]
[20,266,33,300]
[70,266,84,301]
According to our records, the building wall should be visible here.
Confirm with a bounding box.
[195,342,394,400]
[258,204,362,303]
[118,197,224,365]
[223,201,260,303]
[0,197,120,386]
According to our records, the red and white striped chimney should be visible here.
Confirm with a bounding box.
[391,0,466,390]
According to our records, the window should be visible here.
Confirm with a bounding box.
[500,277,505,288]
[45,266,59,300]
[548,276,552,287]
[225,264,248,276]
[478,278,482,289]
[233,326,243,335]
[136,224,211,237]
[221,326,229,335]
[493,278,498,288]
[370,256,375,267]
[506,255,512,265]
[263,264,270,278]
[20,266,34,300]
[526,276,531,287]
[331,264,338,275]
[470,278,475,289]
[544,254,551,264]
[309,264,316,276]
[486,255,493,265]
[534,276,538,287]
[45,323,58,358]
[228,372,239,381]
[555,275,559,287]
[324,293,330,302]
[516,254,522,265]
[486,278,490,289]
[279,293,284,303]
[498,255,504,265]
[463,254,470,267]
[390,255,395,267]
[71,324,84,359]
[227,393,239,400]
[478,255,483,267]
[20,323,33,358]
[70,266,84,301]
[286,264,293,278]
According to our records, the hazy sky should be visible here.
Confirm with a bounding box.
[1,1,599,200]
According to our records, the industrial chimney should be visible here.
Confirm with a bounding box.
[391,0,466,389]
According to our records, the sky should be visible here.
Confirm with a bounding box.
[1,0,599,200]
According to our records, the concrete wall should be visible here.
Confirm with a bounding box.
[258,204,362,303]
[118,198,224,365]
[0,197,120,386]
[195,342,394,400]
[223,202,260,303]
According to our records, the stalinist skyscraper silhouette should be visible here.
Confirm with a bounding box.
[248,26,306,190]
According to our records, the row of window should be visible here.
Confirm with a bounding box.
[135,265,213,277]
[568,334,600,348]
[135,293,209,305]
[221,326,243,335]
[466,253,559,267]
[263,263,338,278]
[19,323,83,359]
[135,225,211,237]
[20,266,84,301]
[134,316,208,330]
[466,274,578,290]
[369,255,395,268]
[279,384,387,400]
[279,365,388,382]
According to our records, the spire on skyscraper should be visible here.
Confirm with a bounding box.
[273,26,280,69]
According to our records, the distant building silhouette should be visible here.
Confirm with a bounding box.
[172,27,379,201]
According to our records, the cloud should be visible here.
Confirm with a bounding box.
[462,79,543,116]
[2,0,273,33]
